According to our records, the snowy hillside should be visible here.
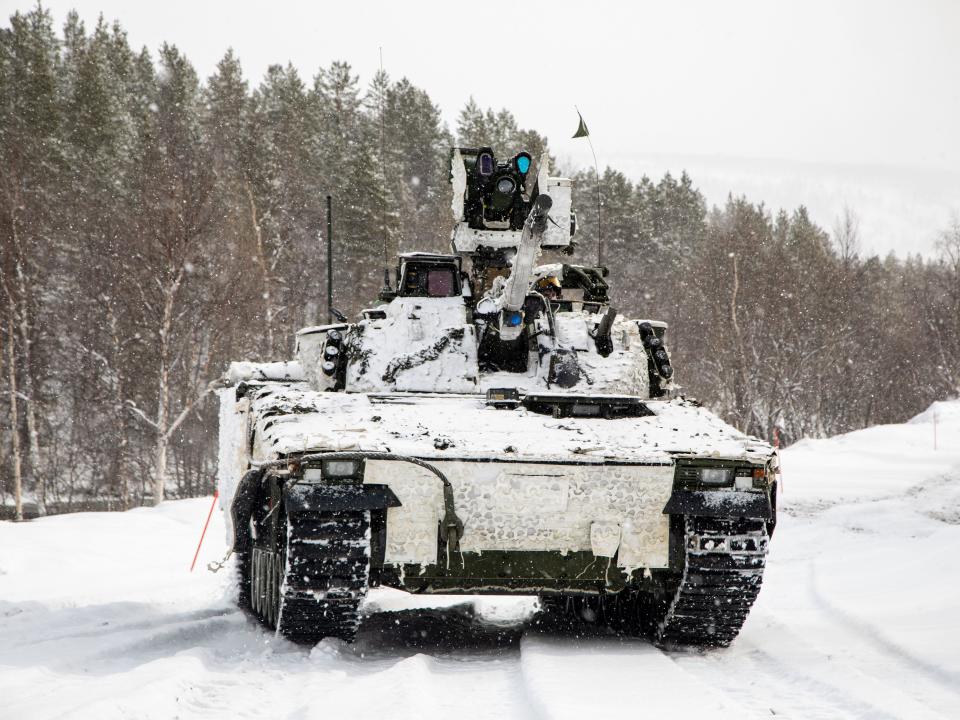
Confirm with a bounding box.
[1,402,959,719]
[608,152,960,259]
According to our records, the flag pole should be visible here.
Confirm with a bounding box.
[573,106,602,267]
[378,47,390,282]
[588,134,602,267]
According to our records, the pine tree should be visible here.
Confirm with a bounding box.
[455,100,553,164]
[376,76,452,253]
[58,14,145,508]
[0,6,64,515]
[314,61,388,312]
[249,62,320,330]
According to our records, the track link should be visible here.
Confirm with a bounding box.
[654,516,768,647]
[252,510,371,643]
[536,515,768,649]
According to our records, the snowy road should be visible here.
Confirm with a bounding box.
[2,401,959,719]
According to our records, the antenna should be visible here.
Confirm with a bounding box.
[326,195,334,322]
[573,105,603,267]
[378,47,390,290]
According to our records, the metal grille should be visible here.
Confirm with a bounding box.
[675,465,700,484]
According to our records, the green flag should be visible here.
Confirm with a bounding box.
[572,109,589,138]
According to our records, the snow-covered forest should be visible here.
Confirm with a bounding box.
[2,6,959,514]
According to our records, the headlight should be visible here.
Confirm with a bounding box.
[302,467,322,482]
[699,467,734,486]
[322,458,361,478]
[675,462,738,488]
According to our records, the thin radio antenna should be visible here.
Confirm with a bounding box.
[378,47,390,284]
[572,106,602,267]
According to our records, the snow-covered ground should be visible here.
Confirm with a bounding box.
[2,402,959,719]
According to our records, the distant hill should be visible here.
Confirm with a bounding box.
[608,153,960,258]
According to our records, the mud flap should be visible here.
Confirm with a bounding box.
[283,483,401,514]
[231,468,265,552]
[663,490,772,520]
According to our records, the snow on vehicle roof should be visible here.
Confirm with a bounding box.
[243,383,773,465]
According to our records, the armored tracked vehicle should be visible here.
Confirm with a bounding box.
[216,146,778,648]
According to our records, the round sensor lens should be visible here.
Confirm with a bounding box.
[496,177,515,194]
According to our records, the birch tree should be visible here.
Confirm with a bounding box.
[123,44,217,504]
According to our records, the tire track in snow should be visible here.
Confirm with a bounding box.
[669,637,894,720]
[809,559,960,691]
[517,631,757,720]
[0,603,247,683]
[4,605,237,650]
[346,606,534,719]
[672,609,951,720]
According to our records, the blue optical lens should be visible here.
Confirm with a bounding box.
[516,155,530,174]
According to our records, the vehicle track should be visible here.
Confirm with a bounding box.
[655,515,768,647]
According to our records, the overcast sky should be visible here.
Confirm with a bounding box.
[8,0,960,255]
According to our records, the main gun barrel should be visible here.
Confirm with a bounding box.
[503,194,552,311]
[498,194,553,340]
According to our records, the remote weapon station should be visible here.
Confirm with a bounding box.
[216,146,778,647]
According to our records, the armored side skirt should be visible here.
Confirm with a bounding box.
[284,483,401,513]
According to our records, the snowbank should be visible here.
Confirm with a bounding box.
[907,399,960,425]
[754,398,960,714]
[779,400,960,505]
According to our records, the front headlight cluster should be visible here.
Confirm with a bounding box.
[699,467,734,486]
[323,459,361,477]
[675,461,768,490]
[302,458,364,483]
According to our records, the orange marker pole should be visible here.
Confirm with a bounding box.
[190,491,219,572]
[773,427,783,494]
